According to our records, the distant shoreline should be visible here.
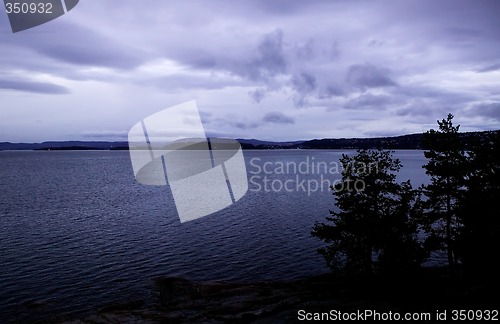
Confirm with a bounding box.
[1,130,498,151]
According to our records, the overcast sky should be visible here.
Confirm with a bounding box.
[1,0,499,142]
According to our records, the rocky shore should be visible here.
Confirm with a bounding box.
[58,268,498,324]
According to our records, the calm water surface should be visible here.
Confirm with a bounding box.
[0,150,428,322]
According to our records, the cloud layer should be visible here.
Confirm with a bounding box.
[1,0,499,142]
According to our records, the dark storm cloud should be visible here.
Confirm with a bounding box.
[318,85,344,99]
[249,0,334,14]
[397,86,476,104]
[290,72,316,107]
[262,112,295,124]
[394,86,477,123]
[187,29,287,83]
[329,41,341,60]
[396,86,452,99]
[477,63,500,73]
[292,73,316,92]
[182,29,343,108]
[209,116,260,131]
[233,121,260,130]
[387,85,480,122]
[294,39,315,60]
[179,52,219,70]
[152,26,342,108]
[343,93,396,110]
[2,21,146,71]
[35,44,139,69]
[444,27,484,42]
[199,111,213,124]
[245,29,287,81]
[469,102,500,121]
[146,74,247,91]
[208,111,295,133]
[249,88,266,103]
[367,39,385,48]
[346,63,397,90]
[165,49,219,71]
[0,79,69,94]
[396,105,443,118]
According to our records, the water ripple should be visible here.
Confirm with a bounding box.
[0,150,429,322]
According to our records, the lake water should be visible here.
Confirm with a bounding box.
[0,150,429,322]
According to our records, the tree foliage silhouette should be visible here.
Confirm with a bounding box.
[313,115,499,279]
[312,149,423,276]
[457,130,500,278]
[421,114,467,274]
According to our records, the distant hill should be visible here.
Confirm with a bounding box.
[0,141,128,151]
[236,138,305,150]
[0,131,497,151]
[238,131,499,150]
[293,134,426,150]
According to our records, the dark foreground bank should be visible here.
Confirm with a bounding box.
[34,268,497,323]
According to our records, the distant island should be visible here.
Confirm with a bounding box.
[0,130,497,151]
